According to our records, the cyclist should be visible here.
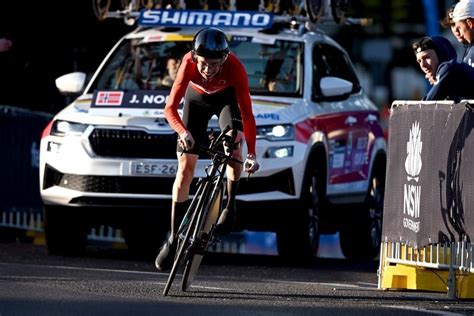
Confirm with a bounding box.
[155,27,260,271]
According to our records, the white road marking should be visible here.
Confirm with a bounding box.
[0,262,235,292]
[385,305,465,316]
[271,279,378,290]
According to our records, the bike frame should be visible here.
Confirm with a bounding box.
[162,126,241,296]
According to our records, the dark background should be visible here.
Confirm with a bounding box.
[0,1,134,113]
[0,0,457,115]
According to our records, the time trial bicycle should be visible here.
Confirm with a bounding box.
[93,0,181,21]
[162,125,242,296]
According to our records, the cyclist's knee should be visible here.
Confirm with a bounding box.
[224,130,243,150]
[177,168,194,185]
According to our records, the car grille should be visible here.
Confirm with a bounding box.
[89,128,178,159]
[43,165,295,196]
[44,164,177,194]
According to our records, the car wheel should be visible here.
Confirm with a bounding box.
[43,205,88,256]
[277,162,322,262]
[0,227,20,242]
[339,165,385,260]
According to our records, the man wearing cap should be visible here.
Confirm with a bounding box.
[412,35,474,101]
[452,0,474,67]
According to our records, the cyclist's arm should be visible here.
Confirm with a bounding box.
[164,53,192,135]
[232,56,257,155]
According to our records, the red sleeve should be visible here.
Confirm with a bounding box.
[164,52,192,135]
[231,55,256,155]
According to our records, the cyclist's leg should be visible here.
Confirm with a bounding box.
[155,197,189,271]
[156,87,211,271]
[214,89,244,233]
[172,85,213,225]
[215,87,244,180]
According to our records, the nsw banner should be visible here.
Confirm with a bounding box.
[382,101,474,248]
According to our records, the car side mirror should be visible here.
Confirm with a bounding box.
[320,76,353,97]
[55,72,86,95]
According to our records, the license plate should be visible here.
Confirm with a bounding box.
[131,162,177,176]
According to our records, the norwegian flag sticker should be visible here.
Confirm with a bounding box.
[95,91,124,106]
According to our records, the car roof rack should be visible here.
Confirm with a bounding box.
[94,0,371,31]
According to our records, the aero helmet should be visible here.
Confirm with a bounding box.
[192,27,230,59]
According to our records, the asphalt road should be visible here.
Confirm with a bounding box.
[0,242,473,315]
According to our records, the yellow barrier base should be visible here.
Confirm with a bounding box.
[457,273,474,299]
[26,231,45,246]
[380,263,474,299]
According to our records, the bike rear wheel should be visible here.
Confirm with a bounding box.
[181,180,223,292]
[92,0,111,20]
[121,0,141,11]
[304,0,325,23]
[330,0,349,24]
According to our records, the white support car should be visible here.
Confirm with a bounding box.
[40,12,386,259]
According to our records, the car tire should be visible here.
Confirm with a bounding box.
[276,158,322,262]
[339,163,385,260]
[0,227,20,242]
[43,205,88,256]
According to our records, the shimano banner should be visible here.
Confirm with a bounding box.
[382,101,474,248]
[139,9,273,28]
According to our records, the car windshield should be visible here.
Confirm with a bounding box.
[90,36,303,97]
[231,38,303,96]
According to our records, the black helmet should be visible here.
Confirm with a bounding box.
[192,27,230,59]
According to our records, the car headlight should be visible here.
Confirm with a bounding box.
[264,146,294,158]
[51,120,88,136]
[256,124,294,141]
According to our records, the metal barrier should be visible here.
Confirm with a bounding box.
[0,207,43,232]
[0,106,52,240]
[378,240,474,299]
[380,240,473,272]
[88,225,126,245]
[379,101,474,299]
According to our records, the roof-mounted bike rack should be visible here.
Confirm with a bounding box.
[94,0,372,29]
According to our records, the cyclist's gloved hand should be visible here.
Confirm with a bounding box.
[178,131,195,151]
[244,153,260,174]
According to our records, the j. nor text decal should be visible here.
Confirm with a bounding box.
[90,90,183,117]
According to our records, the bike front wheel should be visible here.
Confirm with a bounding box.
[181,180,224,292]
[162,180,210,296]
